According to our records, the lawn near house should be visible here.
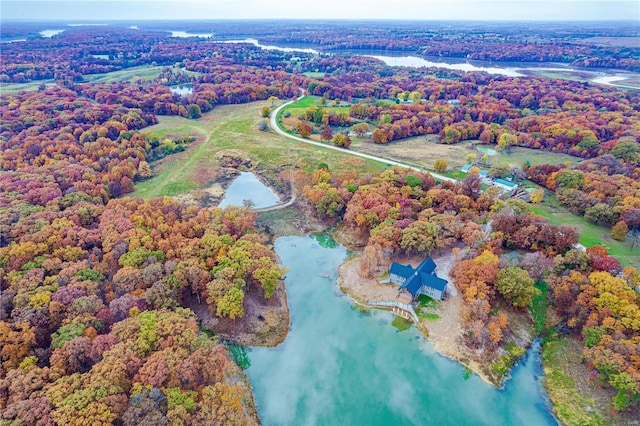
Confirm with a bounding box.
[531,200,639,269]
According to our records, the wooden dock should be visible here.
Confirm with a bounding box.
[368,300,420,323]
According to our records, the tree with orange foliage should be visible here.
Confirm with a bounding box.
[0,322,36,369]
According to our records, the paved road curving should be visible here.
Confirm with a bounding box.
[268,98,456,183]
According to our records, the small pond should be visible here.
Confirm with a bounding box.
[477,146,498,156]
[170,84,193,96]
[219,172,279,209]
[246,235,558,425]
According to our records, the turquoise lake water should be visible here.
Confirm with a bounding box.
[246,235,558,426]
[219,172,279,209]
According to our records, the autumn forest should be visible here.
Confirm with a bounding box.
[1,18,640,425]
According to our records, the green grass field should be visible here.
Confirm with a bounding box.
[530,280,548,334]
[525,71,585,82]
[485,146,581,168]
[1,81,57,95]
[531,198,639,269]
[303,72,326,78]
[82,65,166,83]
[132,101,386,199]
[282,95,352,115]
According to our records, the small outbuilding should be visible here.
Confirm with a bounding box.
[493,178,518,191]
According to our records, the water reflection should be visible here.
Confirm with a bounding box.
[247,236,558,426]
[369,55,524,77]
[219,172,279,209]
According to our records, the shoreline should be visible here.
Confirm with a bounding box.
[335,251,534,389]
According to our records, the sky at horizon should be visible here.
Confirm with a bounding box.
[1,0,639,22]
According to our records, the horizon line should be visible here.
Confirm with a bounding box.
[2,18,639,23]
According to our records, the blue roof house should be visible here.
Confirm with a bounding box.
[461,164,489,177]
[382,257,448,301]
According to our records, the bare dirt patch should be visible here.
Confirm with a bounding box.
[351,135,475,169]
[257,198,325,238]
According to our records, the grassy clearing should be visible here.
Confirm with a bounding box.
[416,311,441,321]
[132,101,386,199]
[1,81,57,95]
[282,95,351,120]
[530,280,548,334]
[351,135,580,175]
[525,70,586,82]
[284,96,321,109]
[82,65,165,83]
[1,65,184,95]
[443,170,468,180]
[542,335,607,426]
[303,72,326,78]
[486,146,581,168]
[530,198,639,269]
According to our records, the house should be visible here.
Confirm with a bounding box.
[461,164,489,177]
[382,257,448,301]
[493,178,518,191]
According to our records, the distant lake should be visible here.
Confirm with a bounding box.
[219,38,319,54]
[40,29,65,38]
[218,38,639,83]
[247,235,558,425]
[171,31,213,38]
[368,55,524,77]
[219,172,279,209]
[170,84,193,96]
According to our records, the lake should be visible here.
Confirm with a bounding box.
[217,38,639,83]
[219,172,279,209]
[368,55,524,77]
[219,38,319,54]
[246,235,557,426]
[171,31,214,38]
[40,29,65,38]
